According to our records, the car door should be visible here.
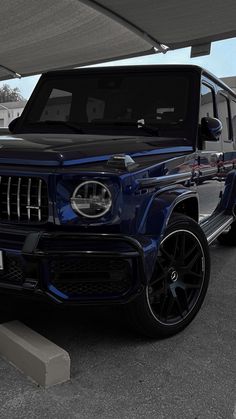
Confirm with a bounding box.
[217,91,235,181]
[197,81,223,220]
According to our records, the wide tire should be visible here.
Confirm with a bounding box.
[218,220,236,246]
[126,214,210,338]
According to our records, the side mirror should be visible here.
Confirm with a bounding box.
[8,117,21,133]
[201,117,222,141]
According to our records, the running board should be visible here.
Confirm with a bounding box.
[200,213,234,244]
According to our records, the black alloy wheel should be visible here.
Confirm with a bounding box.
[127,214,210,338]
[147,229,205,325]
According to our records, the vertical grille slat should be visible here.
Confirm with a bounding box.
[7,176,11,220]
[17,177,21,220]
[27,177,32,221]
[38,179,42,222]
[0,176,48,224]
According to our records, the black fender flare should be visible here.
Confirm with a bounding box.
[138,186,199,239]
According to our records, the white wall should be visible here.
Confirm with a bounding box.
[0,106,24,127]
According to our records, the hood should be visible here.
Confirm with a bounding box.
[0,133,192,167]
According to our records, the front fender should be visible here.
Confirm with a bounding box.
[138,186,198,239]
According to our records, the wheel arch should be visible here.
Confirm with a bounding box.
[172,196,199,222]
[139,186,199,239]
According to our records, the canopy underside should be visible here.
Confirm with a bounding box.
[0,0,236,80]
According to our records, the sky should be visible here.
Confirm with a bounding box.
[1,37,236,100]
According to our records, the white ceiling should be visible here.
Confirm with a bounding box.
[0,0,236,80]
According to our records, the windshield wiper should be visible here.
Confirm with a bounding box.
[29,120,84,133]
[91,120,159,136]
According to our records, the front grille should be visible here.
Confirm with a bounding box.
[49,257,133,298]
[0,255,24,285]
[0,176,48,223]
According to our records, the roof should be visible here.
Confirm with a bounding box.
[221,77,236,90]
[46,63,203,75]
[0,100,27,109]
[0,0,236,80]
[44,64,236,96]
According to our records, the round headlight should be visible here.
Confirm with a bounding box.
[71,181,112,218]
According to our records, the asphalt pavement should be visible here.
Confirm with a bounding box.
[0,241,235,419]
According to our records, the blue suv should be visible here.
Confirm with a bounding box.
[1,64,236,337]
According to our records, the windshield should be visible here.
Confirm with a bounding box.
[21,70,194,136]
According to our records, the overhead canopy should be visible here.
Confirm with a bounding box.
[1,0,236,80]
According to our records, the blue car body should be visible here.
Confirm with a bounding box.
[0,65,236,327]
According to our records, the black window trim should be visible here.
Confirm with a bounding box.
[218,91,233,143]
[230,99,236,142]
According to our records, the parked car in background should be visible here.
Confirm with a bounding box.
[0,65,236,337]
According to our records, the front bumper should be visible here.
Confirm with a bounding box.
[0,226,157,305]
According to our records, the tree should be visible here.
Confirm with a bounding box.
[0,84,24,103]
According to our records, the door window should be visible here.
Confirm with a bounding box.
[217,93,231,141]
[199,84,215,121]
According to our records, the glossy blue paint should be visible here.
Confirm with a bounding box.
[62,146,193,166]
[0,143,199,303]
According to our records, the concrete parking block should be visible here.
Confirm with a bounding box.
[0,320,70,387]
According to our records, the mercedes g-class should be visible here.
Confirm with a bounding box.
[1,65,236,337]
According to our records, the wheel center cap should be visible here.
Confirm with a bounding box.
[169,268,178,282]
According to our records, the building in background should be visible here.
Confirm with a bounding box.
[221,76,236,92]
[0,100,27,127]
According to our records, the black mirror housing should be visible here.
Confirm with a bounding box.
[8,117,21,133]
[201,117,222,141]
